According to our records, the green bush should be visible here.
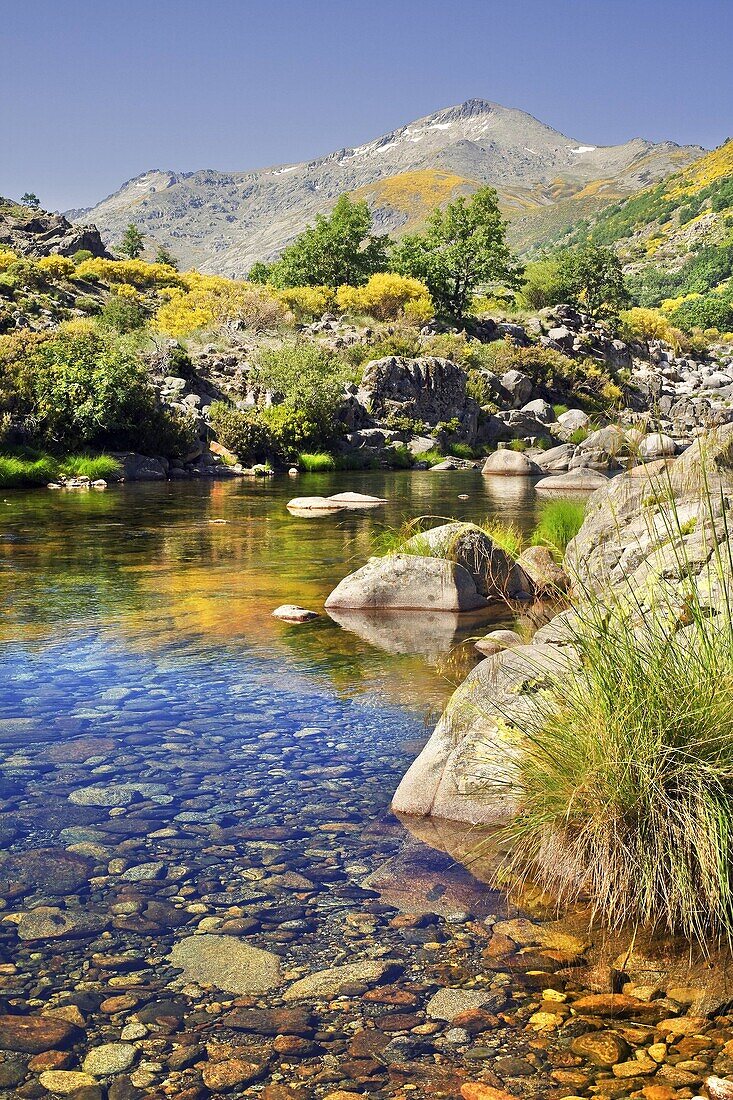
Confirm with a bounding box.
[481,342,622,410]
[208,402,273,464]
[0,327,191,455]
[99,295,148,333]
[387,444,414,468]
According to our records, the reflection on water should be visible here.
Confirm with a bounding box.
[1,471,543,711]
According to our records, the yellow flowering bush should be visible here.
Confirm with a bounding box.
[0,250,18,272]
[620,307,684,349]
[36,255,75,279]
[276,285,334,321]
[154,274,286,337]
[75,257,184,289]
[336,273,434,322]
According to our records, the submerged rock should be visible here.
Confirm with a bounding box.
[0,1015,81,1053]
[168,934,281,994]
[286,496,345,512]
[283,960,398,1001]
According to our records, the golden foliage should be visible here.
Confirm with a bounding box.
[154,273,287,337]
[621,307,684,348]
[276,285,334,321]
[666,140,733,199]
[0,249,18,272]
[335,272,434,322]
[76,257,185,289]
[36,254,75,279]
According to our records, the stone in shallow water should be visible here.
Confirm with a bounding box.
[82,1042,138,1076]
[0,848,94,897]
[0,1014,81,1053]
[283,960,398,1001]
[17,906,108,941]
[39,1070,96,1094]
[427,988,501,1021]
[68,782,166,807]
[272,605,319,623]
[168,934,281,994]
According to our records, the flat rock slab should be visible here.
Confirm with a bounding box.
[535,469,610,492]
[328,492,387,506]
[168,934,281,994]
[283,960,398,1001]
[83,1042,138,1076]
[17,906,108,942]
[272,605,319,622]
[0,848,94,897]
[286,496,345,512]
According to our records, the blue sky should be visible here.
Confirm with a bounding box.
[3,0,732,211]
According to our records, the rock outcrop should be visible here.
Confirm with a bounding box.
[358,356,479,441]
[0,200,109,260]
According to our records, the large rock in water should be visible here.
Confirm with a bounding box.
[401,522,526,598]
[357,356,479,439]
[392,643,578,824]
[168,934,281,994]
[482,449,539,476]
[325,554,489,612]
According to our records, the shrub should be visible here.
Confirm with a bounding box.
[0,250,19,273]
[620,306,684,349]
[298,452,336,471]
[336,273,434,322]
[253,342,349,446]
[76,257,184,289]
[531,499,586,556]
[481,342,621,410]
[36,255,75,280]
[387,444,414,468]
[154,275,286,337]
[99,294,148,333]
[276,285,334,321]
[208,402,273,464]
[0,327,189,455]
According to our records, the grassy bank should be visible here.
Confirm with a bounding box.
[502,483,733,942]
[0,451,123,489]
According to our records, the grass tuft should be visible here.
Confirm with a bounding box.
[531,499,587,557]
[298,452,336,472]
[60,454,123,481]
[0,454,58,488]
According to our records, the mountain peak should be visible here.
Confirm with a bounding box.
[72,101,705,276]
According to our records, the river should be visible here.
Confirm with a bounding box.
[0,473,616,1098]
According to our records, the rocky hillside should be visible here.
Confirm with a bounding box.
[0,198,108,261]
[553,141,733,292]
[70,99,703,275]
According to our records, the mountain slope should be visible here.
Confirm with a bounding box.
[72,99,704,275]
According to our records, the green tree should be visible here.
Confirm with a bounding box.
[390,187,522,319]
[247,261,271,284]
[154,244,178,269]
[554,244,630,317]
[21,192,41,210]
[119,222,144,260]
[268,194,388,288]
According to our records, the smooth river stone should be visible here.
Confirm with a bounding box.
[283,960,397,1001]
[168,934,281,994]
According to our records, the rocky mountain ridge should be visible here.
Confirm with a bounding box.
[69,99,704,275]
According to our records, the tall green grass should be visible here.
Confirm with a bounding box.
[60,454,123,481]
[531,499,586,557]
[0,454,58,488]
[298,452,335,472]
[502,473,733,942]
